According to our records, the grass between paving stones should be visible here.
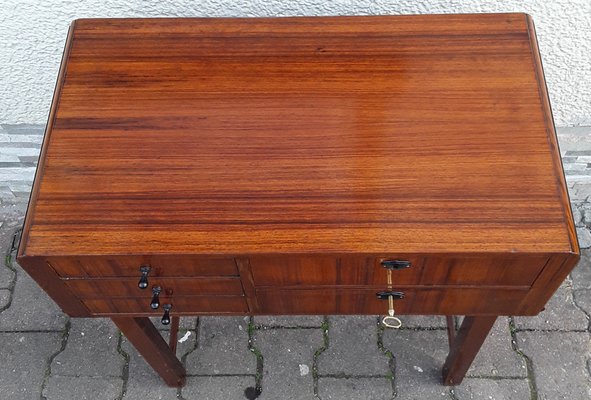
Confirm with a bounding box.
[115,331,130,400]
[312,316,329,396]
[508,317,538,400]
[376,317,397,398]
[40,319,71,400]
[0,231,19,314]
[247,317,264,398]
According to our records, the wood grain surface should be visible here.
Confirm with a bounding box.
[18,14,577,257]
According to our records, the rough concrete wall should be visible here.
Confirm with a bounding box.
[1,0,589,126]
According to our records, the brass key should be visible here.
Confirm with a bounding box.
[382,269,402,328]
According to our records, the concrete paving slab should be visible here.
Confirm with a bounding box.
[51,318,124,377]
[453,378,532,400]
[0,332,62,400]
[382,329,452,399]
[516,331,591,400]
[0,262,67,331]
[182,376,255,400]
[513,282,588,331]
[577,227,591,249]
[0,288,10,309]
[186,316,255,375]
[400,315,447,329]
[571,249,591,290]
[254,315,323,328]
[317,377,392,400]
[318,316,390,376]
[467,318,527,378]
[254,328,323,400]
[573,289,591,321]
[0,263,15,289]
[43,376,123,400]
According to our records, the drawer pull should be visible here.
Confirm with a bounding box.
[150,286,161,310]
[380,260,411,270]
[138,266,151,289]
[376,291,405,300]
[161,304,172,325]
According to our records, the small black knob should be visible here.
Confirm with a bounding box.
[138,266,150,289]
[161,304,172,325]
[150,286,161,309]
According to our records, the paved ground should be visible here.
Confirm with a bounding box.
[1,124,591,400]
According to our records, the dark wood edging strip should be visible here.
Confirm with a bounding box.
[17,21,77,259]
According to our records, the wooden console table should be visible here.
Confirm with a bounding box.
[18,14,579,387]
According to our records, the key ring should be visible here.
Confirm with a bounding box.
[382,315,402,329]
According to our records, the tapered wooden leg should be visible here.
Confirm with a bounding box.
[113,317,186,387]
[169,316,180,354]
[442,316,496,386]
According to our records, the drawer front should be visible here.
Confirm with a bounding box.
[83,296,248,315]
[255,287,528,315]
[250,255,548,287]
[65,277,244,298]
[47,256,239,278]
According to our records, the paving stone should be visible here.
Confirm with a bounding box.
[51,318,124,377]
[570,183,591,202]
[254,315,324,328]
[382,329,451,399]
[186,316,255,375]
[7,181,33,193]
[43,376,123,400]
[573,289,591,318]
[400,315,446,329]
[317,377,392,399]
[182,376,255,400]
[255,328,323,400]
[583,208,591,225]
[453,378,531,400]
[122,329,196,400]
[572,205,584,226]
[467,318,526,378]
[0,288,10,309]
[1,263,17,289]
[516,331,591,400]
[0,332,61,400]
[577,227,591,249]
[0,263,67,331]
[571,249,591,290]
[513,282,588,331]
[0,187,17,202]
[318,316,389,376]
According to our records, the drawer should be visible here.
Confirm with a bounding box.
[47,256,239,278]
[255,287,528,315]
[83,296,248,315]
[250,255,548,287]
[64,277,244,298]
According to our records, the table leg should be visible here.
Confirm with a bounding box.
[112,317,186,387]
[442,315,496,385]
